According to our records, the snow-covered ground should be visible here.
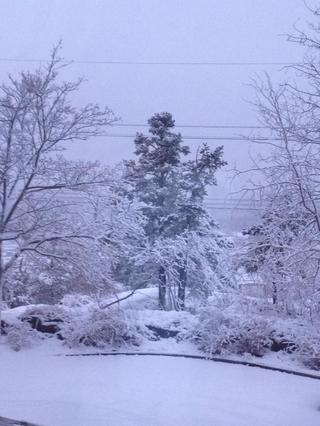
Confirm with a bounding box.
[2,287,319,372]
[0,346,319,426]
[1,288,320,425]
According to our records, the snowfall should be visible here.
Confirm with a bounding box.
[0,289,319,426]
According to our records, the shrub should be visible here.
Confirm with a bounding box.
[7,322,40,351]
[191,306,320,368]
[62,307,149,349]
[192,307,273,357]
[294,328,320,370]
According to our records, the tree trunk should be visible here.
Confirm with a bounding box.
[177,266,187,310]
[158,266,167,310]
[272,282,278,305]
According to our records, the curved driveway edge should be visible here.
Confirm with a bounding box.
[61,351,320,380]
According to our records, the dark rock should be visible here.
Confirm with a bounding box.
[0,320,9,335]
[270,337,298,353]
[56,332,64,341]
[79,335,97,347]
[146,325,180,339]
[23,316,61,335]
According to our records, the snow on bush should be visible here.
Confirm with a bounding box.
[62,307,151,349]
[188,303,320,369]
[289,325,320,370]
[7,322,40,351]
[191,307,273,357]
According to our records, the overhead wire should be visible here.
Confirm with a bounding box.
[0,57,290,140]
[0,57,287,148]
[0,57,300,67]
[0,56,284,211]
[96,133,283,142]
[114,123,269,129]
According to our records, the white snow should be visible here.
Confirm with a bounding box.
[0,347,319,426]
[1,288,320,425]
[102,287,159,309]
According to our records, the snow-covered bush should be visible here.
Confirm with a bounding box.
[289,325,320,370]
[192,307,273,357]
[190,303,320,368]
[7,322,40,351]
[62,307,150,349]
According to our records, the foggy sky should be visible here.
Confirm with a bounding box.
[0,0,310,197]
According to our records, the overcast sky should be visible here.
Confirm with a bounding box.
[0,0,311,199]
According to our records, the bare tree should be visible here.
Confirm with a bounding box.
[0,46,115,328]
[3,180,147,307]
[239,6,320,317]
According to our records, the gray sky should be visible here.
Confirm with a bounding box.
[0,0,310,200]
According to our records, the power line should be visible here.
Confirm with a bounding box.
[0,57,300,67]
[205,206,261,211]
[206,198,261,203]
[205,200,262,211]
[97,133,283,142]
[114,123,269,129]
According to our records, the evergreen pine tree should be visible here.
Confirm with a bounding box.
[126,112,227,309]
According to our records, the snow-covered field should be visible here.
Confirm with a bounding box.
[1,288,320,425]
[0,348,319,426]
